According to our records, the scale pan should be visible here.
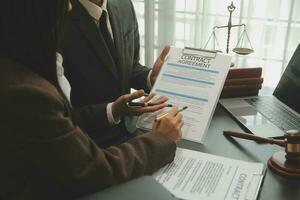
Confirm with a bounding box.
[233,47,254,55]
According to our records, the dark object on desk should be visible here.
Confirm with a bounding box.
[223,130,285,146]
[273,46,300,113]
[226,67,262,79]
[223,130,300,178]
[78,176,176,200]
[224,77,264,86]
[222,84,262,91]
[221,84,262,98]
[221,67,263,98]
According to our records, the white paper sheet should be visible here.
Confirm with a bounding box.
[153,148,265,200]
[137,47,232,142]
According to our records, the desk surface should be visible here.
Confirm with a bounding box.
[81,98,300,200]
[178,104,300,200]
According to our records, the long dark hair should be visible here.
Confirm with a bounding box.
[0,0,69,91]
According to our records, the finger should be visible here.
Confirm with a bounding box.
[168,107,179,117]
[125,107,144,116]
[140,92,156,103]
[178,130,183,140]
[152,120,158,130]
[159,45,170,61]
[174,113,183,123]
[151,96,168,104]
[176,130,182,142]
[134,103,168,114]
[177,122,183,136]
[123,90,144,103]
[178,121,184,129]
[126,104,165,116]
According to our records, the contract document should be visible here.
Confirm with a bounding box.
[137,47,232,142]
[153,148,265,200]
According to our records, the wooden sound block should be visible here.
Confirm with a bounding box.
[268,151,300,178]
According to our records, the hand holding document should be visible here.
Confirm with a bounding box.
[153,148,265,200]
[137,47,232,143]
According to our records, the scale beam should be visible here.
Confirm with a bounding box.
[204,2,254,55]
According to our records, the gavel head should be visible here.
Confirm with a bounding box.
[285,130,300,164]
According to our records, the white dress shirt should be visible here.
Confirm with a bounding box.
[79,0,114,39]
[56,53,71,103]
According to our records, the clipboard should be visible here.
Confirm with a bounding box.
[136,46,232,143]
[182,47,218,58]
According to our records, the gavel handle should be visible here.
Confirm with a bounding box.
[223,130,286,147]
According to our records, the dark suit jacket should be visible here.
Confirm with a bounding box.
[61,0,151,147]
[0,58,175,200]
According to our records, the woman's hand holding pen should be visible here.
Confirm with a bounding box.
[152,107,184,142]
[111,90,168,119]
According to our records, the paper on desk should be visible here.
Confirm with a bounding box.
[136,47,232,143]
[153,148,265,200]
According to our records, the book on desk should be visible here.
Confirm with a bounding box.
[221,67,264,98]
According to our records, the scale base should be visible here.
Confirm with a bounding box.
[268,151,300,178]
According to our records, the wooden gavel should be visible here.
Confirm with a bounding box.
[223,130,300,164]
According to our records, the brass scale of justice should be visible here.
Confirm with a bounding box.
[205,2,300,178]
[204,2,254,55]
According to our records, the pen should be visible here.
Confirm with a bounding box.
[127,102,173,107]
[155,106,188,122]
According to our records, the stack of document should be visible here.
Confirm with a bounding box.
[137,47,232,143]
[154,148,265,200]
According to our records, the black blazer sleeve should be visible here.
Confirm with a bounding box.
[0,84,176,198]
[71,103,111,137]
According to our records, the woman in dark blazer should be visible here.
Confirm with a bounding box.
[0,0,183,199]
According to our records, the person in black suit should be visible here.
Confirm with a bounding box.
[61,0,170,147]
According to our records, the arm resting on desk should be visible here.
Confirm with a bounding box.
[0,85,176,198]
